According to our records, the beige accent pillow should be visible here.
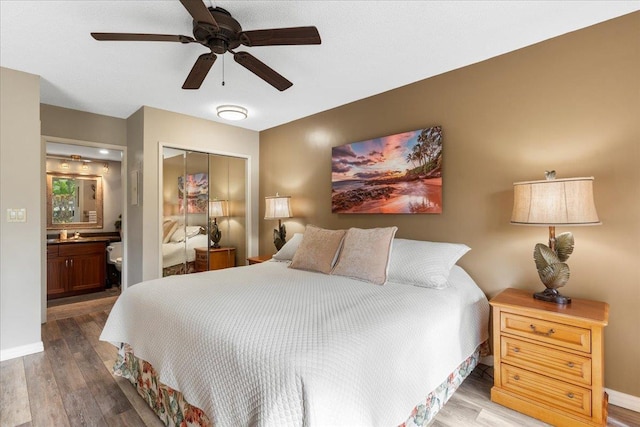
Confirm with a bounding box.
[331,226,398,285]
[289,225,346,274]
[162,220,178,244]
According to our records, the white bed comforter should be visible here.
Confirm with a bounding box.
[100,261,489,427]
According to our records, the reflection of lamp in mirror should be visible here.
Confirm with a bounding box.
[265,193,292,251]
[511,172,600,304]
[209,200,229,248]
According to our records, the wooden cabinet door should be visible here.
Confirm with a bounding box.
[210,249,236,270]
[46,257,68,298]
[67,252,105,293]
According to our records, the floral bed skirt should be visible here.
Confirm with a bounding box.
[115,343,486,427]
[162,261,196,277]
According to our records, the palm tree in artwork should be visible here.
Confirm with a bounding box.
[406,152,417,168]
[416,127,442,174]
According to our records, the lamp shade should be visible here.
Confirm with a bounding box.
[264,195,292,219]
[511,177,600,226]
[209,200,229,218]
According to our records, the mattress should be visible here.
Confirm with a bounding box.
[100,261,489,426]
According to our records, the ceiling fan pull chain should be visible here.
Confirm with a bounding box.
[222,54,225,86]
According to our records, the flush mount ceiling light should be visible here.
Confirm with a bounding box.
[217,105,248,121]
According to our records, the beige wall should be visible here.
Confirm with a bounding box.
[0,67,43,359]
[259,13,640,396]
[128,106,259,283]
[41,104,127,146]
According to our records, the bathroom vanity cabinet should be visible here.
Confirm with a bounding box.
[47,240,107,299]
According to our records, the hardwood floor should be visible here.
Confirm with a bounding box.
[1,297,638,427]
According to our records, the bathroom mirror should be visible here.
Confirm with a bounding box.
[46,172,103,230]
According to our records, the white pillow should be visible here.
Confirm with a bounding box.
[387,238,470,289]
[170,225,202,243]
[272,233,303,261]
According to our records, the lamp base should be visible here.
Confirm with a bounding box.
[210,219,221,249]
[533,288,571,305]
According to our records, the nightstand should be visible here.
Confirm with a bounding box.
[490,288,609,427]
[194,247,236,272]
[247,254,273,265]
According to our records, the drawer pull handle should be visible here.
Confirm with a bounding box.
[530,324,555,336]
[567,392,574,399]
[514,375,520,381]
[513,347,520,353]
[567,362,575,368]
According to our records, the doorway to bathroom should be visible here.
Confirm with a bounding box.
[44,137,126,311]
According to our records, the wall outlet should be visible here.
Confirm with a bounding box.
[6,208,26,222]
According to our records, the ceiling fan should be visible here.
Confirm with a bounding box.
[91,0,321,91]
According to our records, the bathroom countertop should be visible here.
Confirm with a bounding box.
[47,237,113,244]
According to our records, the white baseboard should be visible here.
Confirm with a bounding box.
[0,341,44,361]
[479,355,638,412]
[606,388,640,412]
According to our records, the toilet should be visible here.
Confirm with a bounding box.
[107,241,123,272]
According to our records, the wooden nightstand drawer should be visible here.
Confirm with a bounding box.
[501,312,591,353]
[501,364,592,417]
[491,288,608,426]
[194,247,236,272]
[501,336,592,385]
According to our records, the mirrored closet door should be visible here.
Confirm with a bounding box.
[161,147,247,277]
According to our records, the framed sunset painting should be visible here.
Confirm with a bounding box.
[331,126,442,214]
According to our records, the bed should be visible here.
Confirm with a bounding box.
[101,229,489,426]
[162,222,209,276]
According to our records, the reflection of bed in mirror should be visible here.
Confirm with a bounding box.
[161,220,208,276]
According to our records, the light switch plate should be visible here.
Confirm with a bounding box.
[6,208,26,222]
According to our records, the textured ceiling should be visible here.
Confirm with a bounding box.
[1,1,638,131]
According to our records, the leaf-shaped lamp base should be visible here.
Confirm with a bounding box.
[534,288,571,304]
[533,230,575,305]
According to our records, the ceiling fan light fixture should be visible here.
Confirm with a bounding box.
[217,105,248,121]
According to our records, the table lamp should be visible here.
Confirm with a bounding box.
[209,199,229,248]
[264,193,292,251]
[511,171,600,304]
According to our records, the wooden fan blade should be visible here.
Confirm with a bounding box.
[233,51,292,91]
[179,0,218,29]
[182,53,217,89]
[239,26,321,47]
[91,33,195,43]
